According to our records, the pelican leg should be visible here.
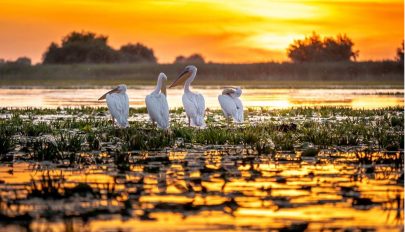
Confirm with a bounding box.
[164,128,171,135]
[111,116,115,127]
[187,116,190,127]
[226,117,231,129]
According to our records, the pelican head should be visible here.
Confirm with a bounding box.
[234,86,242,97]
[116,84,127,93]
[222,86,242,97]
[169,65,197,88]
[159,72,167,81]
[98,84,127,100]
[158,72,167,96]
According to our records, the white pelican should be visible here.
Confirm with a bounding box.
[98,84,129,127]
[145,73,169,129]
[218,87,244,123]
[169,65,205,127]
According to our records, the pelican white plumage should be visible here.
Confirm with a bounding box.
[218,86,244,123]
[169,65,205,127]
[98,84,129,127]
[145,73,169,129]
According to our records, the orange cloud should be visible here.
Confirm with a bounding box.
[0,0,403,63]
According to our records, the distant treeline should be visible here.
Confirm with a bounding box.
[40,31,363,64]
[0,31,403,87]
[1,31,403,65]
[0,61,402,87]
[38,31,209,65]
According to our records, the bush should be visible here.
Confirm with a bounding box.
[119,43,157,63]
[174,54,205,64]
[14,57,31,66]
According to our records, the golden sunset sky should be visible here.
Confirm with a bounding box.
[0,0,403,63]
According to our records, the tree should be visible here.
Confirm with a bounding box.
[42,31,156,64]
[14,57,31,66]
[43,42,62,63]
[119,43,157,63]
[287,32,358,62]
[43,31,118,64]
[396,41,404,63]
[174,55,186,63]
[174,54,205,64]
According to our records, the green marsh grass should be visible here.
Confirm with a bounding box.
[0,106,402,163]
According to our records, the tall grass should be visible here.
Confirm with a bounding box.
[0,107,402,162]
[0,62,403,87]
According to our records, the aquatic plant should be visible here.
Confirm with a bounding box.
[0,134,14,155]
[27,172,64,199]
[0,106,402,160]
[58,132,84,153]
[86,132,101,150]
[20,121,52,136]
[29,138,61,161]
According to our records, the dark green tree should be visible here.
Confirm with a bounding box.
[174,53,205,63]
[118,43,157,63]
[43,42,63,63]
[14,57,32,66]
[42,31,157,64]
[43,31,118,64]
[287,32,358,62]
[396,41,404,63]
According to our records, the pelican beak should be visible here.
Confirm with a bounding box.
[98,86,120,100]
[169,69,190,88]
[161,77,167,96]
[222,87,236,95]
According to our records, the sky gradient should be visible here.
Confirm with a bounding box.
[0,0,403,63]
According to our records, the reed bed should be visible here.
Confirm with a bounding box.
[0,62,403,87]
[0,106,402,164]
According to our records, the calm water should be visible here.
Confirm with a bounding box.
[0,88,403,231]
[0,87,403,109]
[0,150,403,232]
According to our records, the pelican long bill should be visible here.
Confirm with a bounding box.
[222,87,237,95]
[98,86,120,100]
[161,77,167,96]
[169,69,190,88]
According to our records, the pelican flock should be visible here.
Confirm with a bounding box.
[169,65,206,127]
[218,86,244,123]
[98,84,129,127]
[145,72,169,129]
[99,65,244,128]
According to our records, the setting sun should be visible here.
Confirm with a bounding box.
[0,0,403,63]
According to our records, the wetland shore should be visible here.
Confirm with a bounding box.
[0,106,403,231]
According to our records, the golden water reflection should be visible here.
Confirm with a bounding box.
[0,150,402,231]
[0,88,402,109]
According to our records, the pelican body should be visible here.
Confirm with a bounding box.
[98,84,129,127]
[169,65,205,127]
[218,87,244,123]
[145,73,169,129]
